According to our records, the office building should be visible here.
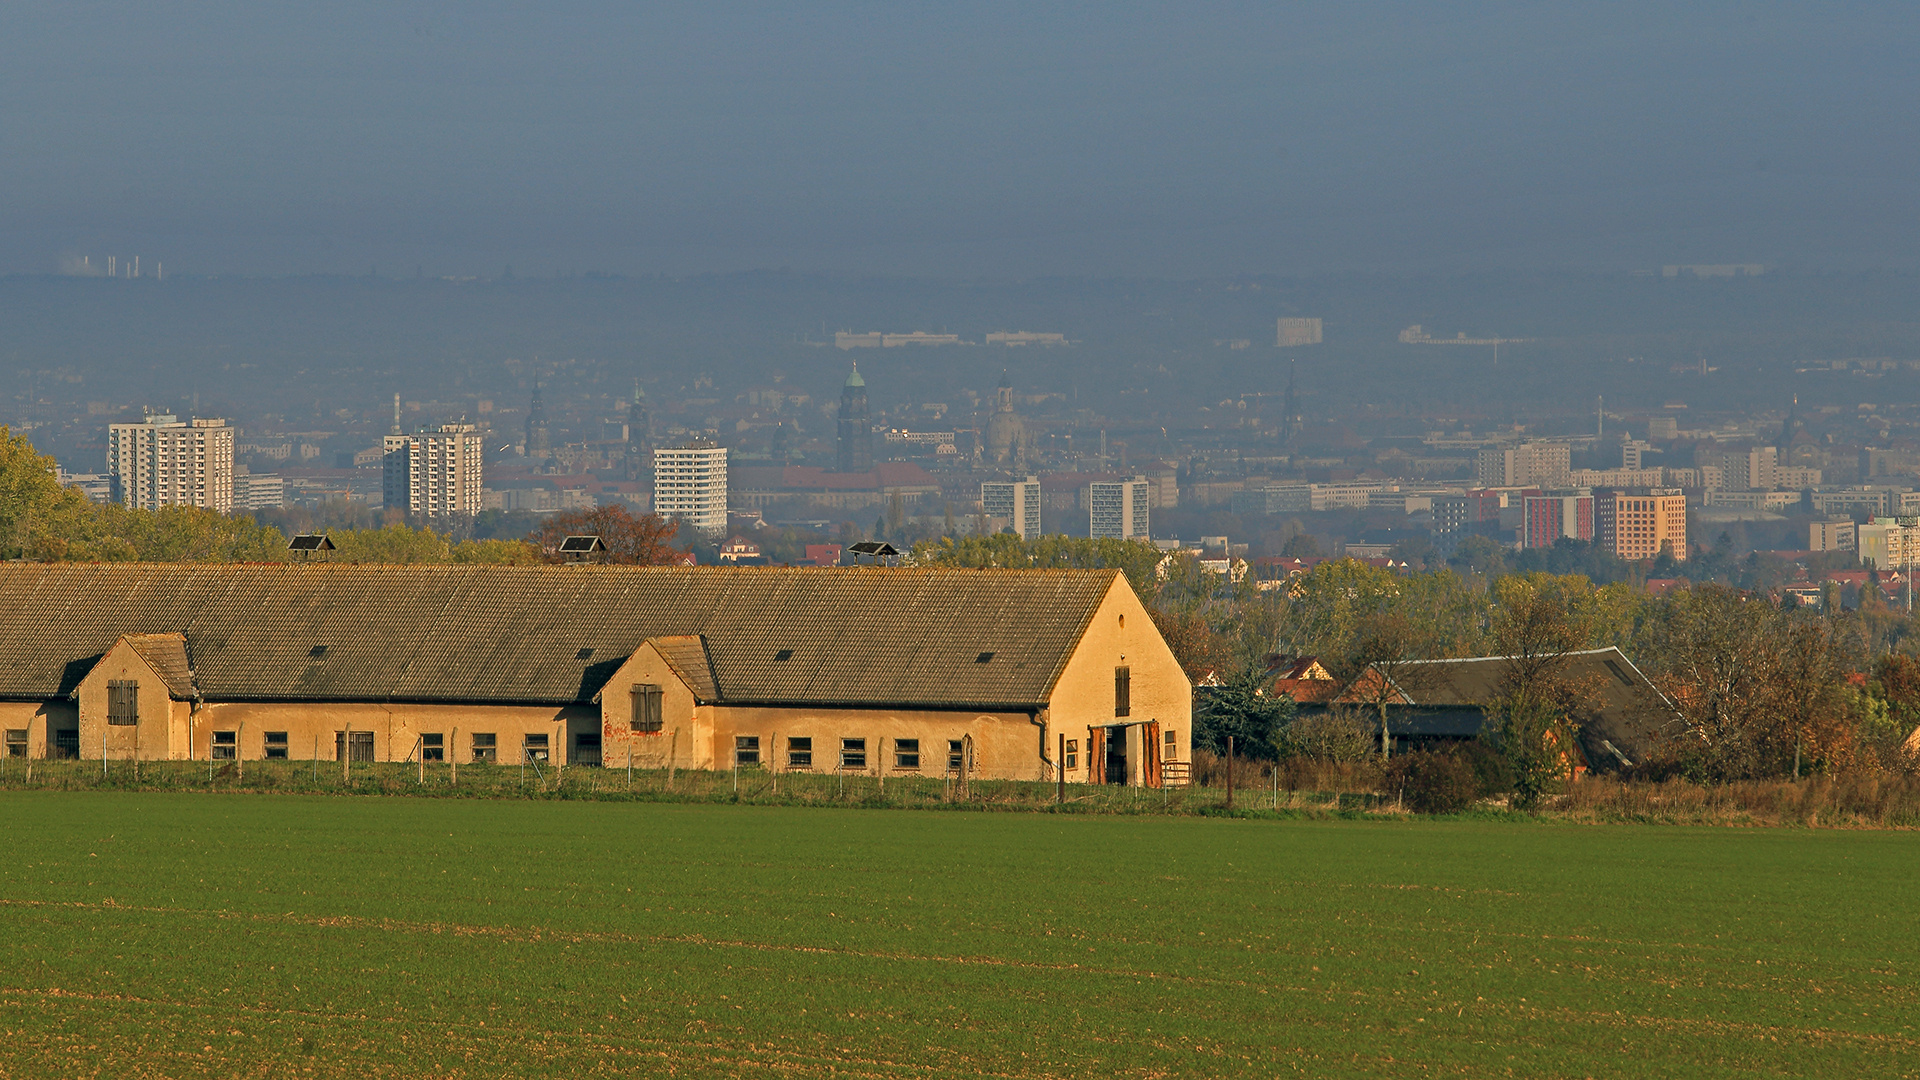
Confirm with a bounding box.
[1087,476,1151,540]
[107,415,235,512]
[654,439,728,535]
[383,423,485,519]
[981,477,1042,539]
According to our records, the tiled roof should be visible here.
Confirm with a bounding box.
[123,633,196,699]
[0,564,1119,709]
[651,635,720,703]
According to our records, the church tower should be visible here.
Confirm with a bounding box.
[837,362,872,473]
[624,379,652,478]
[525,380,551,458]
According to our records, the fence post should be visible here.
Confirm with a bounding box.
[1226,735,1234,809]
[237,722,244,783]
[452,727,458,786]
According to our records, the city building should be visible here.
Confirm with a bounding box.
[107,415,235,512]
[1088,476,1151,540]
[1595,489,1687,561]
[1475,441,1571,488]
[525,381,551,458]
[654,439,729,535]
[1857,521,1920,571]
[0,563,1191,788]
[984,371,1028,468]
[834,331,964,349]
[232,472,286,511]
[1524,492,1594,549]
[1275,317,1323,347]
[1647,417,1679,441]
[1721,446,1778,491]
[981,476,1042,539]
[1810,519,1858,553]
[382,423,485,519]
[836,363,873,473]
[984,331,1067,346]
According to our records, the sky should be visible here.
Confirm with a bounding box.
[2,3,1915,278]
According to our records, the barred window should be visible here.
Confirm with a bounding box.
[471,732,497,762]
[211,730,237,760]
[840,738,867,770]
[734,736,761,766]
[264,732,289,760]
[107,679,139,726]
[947,739,965,771]
[421,732,445,762]
[894,738,920,770]
[788,736,813,768]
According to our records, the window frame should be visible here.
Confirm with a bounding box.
[211,730,238,760]
[523,733,550,762]
[263,731,289,760]
[734,735,761,766]
[420,732,445,762]
[3,729,27,758]
[1065,738,1079,770]
[893,738,920,771]
[470,732,498,762]
[947,739,965,772]
[840,737,867,771]
[787,736,813,769]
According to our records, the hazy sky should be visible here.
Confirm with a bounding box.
[3,3,1914,278]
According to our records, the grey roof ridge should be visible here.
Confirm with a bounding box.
[1396,646,1631,666]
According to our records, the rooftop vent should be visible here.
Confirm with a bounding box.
[308,645,329,658]
[975,651,995,664]
[575,648,595,660]
[773,649,794,661]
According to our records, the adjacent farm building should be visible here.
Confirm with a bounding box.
[0,564,1190,785]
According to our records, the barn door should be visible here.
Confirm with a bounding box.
[1087,728,1106,785]
[1144,720,1162,788]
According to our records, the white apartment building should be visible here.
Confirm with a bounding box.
[654,440,728,535]
[232,472,285,511]
[1858,520,1920,571]
[1087,476,1150,540]
[107,415,235,512]
[980,477,1042,539]
[383,423,485,518]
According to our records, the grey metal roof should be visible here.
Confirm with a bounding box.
[0,564,1119,709]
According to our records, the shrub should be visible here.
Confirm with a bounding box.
[1455,739,1515,797]
[1279,707,1374,763]
[1384,750,1480,814]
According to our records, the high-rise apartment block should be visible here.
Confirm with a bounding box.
[1720,446,1778,491]
[1523,493,1594,549]
[1857,520,1920,571]
[980,477,1042,539]
[1809,519,1857,554]
[654,439,728,535]
[107,415,235,512]
[1595,489,1687,562]
[1087,476,1150,540]
[383,423,485,518]
[1475,441,1571,487]
[1275,317,1323,347]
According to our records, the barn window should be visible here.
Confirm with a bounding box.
[264,732,289,759]
[471,732,497,762]
[788,737,813,768]
[107,679,139,726]
[630,684,664,733]
[1065,739,1079,770]
[894,739,920,770]
[421,733,445,762]
[211,730,237,760]
[840,738,866,770]
[947,739,965,771]
[1114,666,1131,717]
[4,730,26,758]
[734,736,761,766]
[523,733,550,762]
[1164,730,1178,759]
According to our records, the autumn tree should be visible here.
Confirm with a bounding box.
[1485,573,1596,808]
[530,505,684,565]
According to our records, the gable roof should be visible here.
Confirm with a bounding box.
[121,633,196,699]
[650,635,720,703]
[0,564,1122,710]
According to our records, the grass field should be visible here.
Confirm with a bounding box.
[0,794,1913,1078]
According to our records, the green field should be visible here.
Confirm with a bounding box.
[0,794,1912,1078]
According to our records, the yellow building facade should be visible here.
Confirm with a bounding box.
[0,563,1191,786]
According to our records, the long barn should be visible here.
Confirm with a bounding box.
[0,563,1191,786]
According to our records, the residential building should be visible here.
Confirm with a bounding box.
[1275,317,1323,347]
[1431,490,1504,535]
[1810,520,1857,553]
[985,331,1067,346]
[1523,492,1594,549]
[524,382,551,458]
[382,423,485,519]
[1087,476,1151,540]
[1596,489,1687,562]
[1858,521,1920,571]
[1569,468,1665,489]
[981,477,1043,539]
[1702,489,1799,511]
[1621,440,1651,470]
[1475,441,1570,487]
[0,563,1190,787]
[107,415,235,512]
[834,331,963,349]
[654,439,729,535]
[1721,446,1778,491]
[233,472,285,511]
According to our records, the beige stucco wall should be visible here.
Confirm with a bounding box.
[187,702,597,764]
[74,641,190,762]
[1,700,76,759]
[708,705,1038,779]
[1042,576,1193,785]
[596,644,716,771]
